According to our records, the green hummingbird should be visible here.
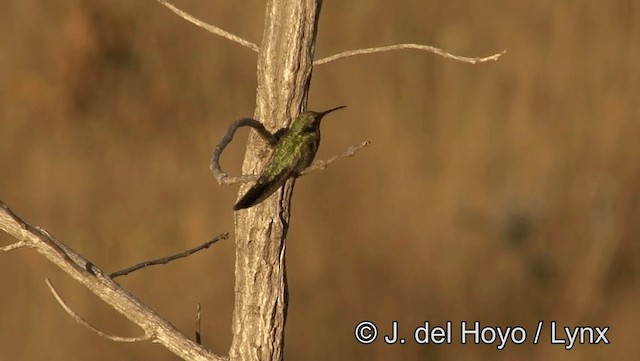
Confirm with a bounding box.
[233,105,347,210]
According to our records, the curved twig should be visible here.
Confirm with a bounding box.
[211,118,280,185]
[45,279,152,343]
[156,0,260,53]
[315,44,506,65]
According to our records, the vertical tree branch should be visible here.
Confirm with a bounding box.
[229,1,323,361]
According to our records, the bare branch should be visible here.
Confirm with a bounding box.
[46,279,152,343]
[300,141,371,175]
[109,233,228,279]
[0,201,226,361]
[211,118,280,185]
[0,202,92,275]
[156,0,260,53]
[315,44,506,65]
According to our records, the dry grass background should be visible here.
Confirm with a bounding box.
[1,0,639,360]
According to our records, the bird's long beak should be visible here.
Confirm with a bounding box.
[319,105,347,117]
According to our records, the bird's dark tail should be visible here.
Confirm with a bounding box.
[233,182,271,210]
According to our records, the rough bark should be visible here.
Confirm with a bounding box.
[229,1,323,361]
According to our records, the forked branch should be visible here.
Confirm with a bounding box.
[0,202,226,361]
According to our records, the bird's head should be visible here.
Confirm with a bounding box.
[298,105,347,131]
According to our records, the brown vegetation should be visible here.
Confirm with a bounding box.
[1,0,638,360]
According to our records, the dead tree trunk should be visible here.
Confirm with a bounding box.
[229,1,323,361]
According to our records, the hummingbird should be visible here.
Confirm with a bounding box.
[233,105,347,210]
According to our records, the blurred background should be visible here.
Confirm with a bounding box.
[1,0,639,360]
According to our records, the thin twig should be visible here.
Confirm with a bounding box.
[0,240,27,252]
[195,303,202,345]
[109,233,229,279]
[300,141,371,175]
[156,0,260,53]
[315,44,506,65]
[211,118,280,185]
[45,279,152,343]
